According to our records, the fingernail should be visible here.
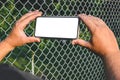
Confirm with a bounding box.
[29,11,32,13]
[78,14,85,17]
[34,10,39,13]
[37,38,40,42]
[71,42,74,45]
[81,14,86,16]
[40,11,43,14]
[88,14,92,17]
[35,10,39,12]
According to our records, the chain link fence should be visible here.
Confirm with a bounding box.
[0,0,120,80]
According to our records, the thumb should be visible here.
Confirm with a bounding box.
[26,37,40,43]
[72,39,91,49]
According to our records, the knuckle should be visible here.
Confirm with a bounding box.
[15,21,20,26]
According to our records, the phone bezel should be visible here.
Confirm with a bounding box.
[35,16,80,40]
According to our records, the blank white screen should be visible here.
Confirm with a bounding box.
[35,17,79,39]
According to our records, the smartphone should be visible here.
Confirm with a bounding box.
[35,17,79,39]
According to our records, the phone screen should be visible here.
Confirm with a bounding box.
[35,17,79,39]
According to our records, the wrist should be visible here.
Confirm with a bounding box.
[3,38,15,51]
[102,50,120,80]
[0,39,15,61]
[103,50,120,60]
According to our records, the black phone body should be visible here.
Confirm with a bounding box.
[35,16,79,39]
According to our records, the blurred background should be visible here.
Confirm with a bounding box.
[0,0,120,80]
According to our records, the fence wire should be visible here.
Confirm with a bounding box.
[0,0,120,80]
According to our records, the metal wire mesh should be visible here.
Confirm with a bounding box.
[0,0,120,80]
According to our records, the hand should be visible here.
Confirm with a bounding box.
[4,10,42,49]
[72,14,119,56]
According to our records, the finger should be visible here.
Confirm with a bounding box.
[88,15,105,27]
[88,15,99,23]
[18,10,40,22]
[26,37,40,43]
[72,39,92,49]
[20,11,42,30]
[79,14,97,33]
